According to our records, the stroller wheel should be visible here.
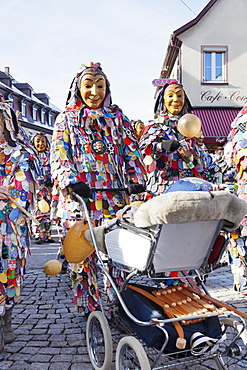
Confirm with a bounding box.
[116,336,151,370]
[214,317,247,369]
[86,311,113,370]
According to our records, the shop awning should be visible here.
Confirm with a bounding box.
[192,108,240,144]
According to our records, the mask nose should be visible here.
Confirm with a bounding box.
[91,84,97,95]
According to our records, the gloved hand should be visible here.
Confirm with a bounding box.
[161,139,180,153]
[71,182,91,198]
[127,183,146,195]
[44,178,53,188]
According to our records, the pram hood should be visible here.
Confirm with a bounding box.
[134,191,247,230]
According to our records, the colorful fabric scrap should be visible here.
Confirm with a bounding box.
[0,101,40,315]
[139,112,210,194]
[50,63,146,314]
[31,133,53,243]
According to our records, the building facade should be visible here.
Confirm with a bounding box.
[0,67,60,139]
[157,0,247,150]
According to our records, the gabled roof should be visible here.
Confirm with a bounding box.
[0,74,60,112]
[160,0,218,78]
[173,0,218,37]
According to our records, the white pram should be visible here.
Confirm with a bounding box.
[76,188,247,370]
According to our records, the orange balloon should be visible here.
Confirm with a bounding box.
[63,220,95,263]
[177,114,202,138]
[44,260,62,275]
[230,232,239,239]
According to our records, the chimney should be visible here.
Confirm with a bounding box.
[4,67,10,75]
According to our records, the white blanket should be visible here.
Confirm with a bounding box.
[134,191,247,230]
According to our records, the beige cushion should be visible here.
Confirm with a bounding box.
[134,191,247,230]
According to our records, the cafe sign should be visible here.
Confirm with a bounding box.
[201,90,246,104]
[216,137,226,143]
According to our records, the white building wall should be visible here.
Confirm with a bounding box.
[177,0,247,108]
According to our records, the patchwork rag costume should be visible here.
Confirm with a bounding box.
[0,102,40,314]
[231,103,247,202]
[139,83,210,194]
[31,133,53,243]
[228,103,247,293]
[50,63,146,313]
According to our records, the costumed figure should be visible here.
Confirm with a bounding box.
[227,229,247,293]
[0,99,40,359]
[195,130,212,178]
[131,119,145,141]
[216,141,239,283]
[221,141,238,188]
[227,104,247,294]
[31,133,54,244]
[50,62,146,314]
[139,82,209,194]
[206,148,227,184]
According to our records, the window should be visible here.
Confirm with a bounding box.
[21,99,26,117]
[202,46,228,84]
[32,104,37,121]
[41,108,45,124]
[48,111,52,126]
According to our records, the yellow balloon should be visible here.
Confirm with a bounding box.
[177,114,202,138]
[44,260,62,276]
[195,130,203,138]
[37,199,50,213]
[63,220,95,263]
[15,170,26,181]
[95,200,102,211]
[0,272,7,283]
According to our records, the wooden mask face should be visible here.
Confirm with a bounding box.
[79,73,106,109]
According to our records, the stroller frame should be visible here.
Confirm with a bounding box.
[73,193,247,370]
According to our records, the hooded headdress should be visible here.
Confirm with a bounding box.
[65,62,112,109]
[0,98,19,146]
[31,132,50,152]
[154,82,192,117]
[131,120,144,131]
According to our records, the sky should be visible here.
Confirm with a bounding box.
[1,0,209,123]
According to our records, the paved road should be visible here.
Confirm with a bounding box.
[1,231,247,369]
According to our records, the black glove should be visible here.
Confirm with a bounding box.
[161,139,180,153]
[127,183,146,195]
[71,182,91,198]
[44,178,53,188]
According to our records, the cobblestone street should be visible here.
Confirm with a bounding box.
[1,238,247,369]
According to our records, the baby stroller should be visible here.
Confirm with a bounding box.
[74,179,247,370]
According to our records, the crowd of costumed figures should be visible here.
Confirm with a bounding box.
[1,63,247,360]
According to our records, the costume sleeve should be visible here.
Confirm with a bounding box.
[8,143,40,213]
[50,113,78,190]
[139,124,170,158]
[120,115,146,185]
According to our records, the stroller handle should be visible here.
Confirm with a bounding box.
[71,192,158,327]
[90,187,128,192]
[89,187,155,197]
